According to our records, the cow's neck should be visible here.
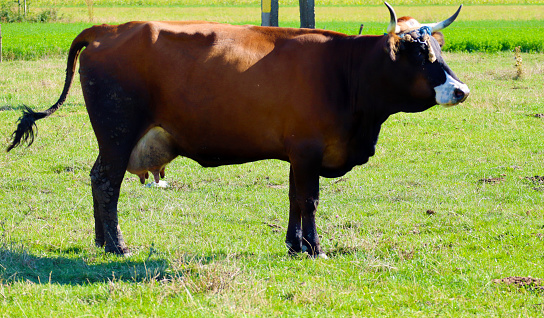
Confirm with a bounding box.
[322,35,393,177]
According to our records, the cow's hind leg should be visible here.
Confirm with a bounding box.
[89,123,145,255]
[92,157,105,247]
[83,75,149,255]
[91,154,129,254]
[90,124,144,255]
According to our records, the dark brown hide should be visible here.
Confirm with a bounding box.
[7,16,467,256]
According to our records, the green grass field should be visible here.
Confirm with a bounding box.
[21,0,544,6]
[1,4,544,59]
[3,51,544,316]
[3,19,544,60]
[1,1,544,316]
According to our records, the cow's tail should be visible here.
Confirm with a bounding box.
[7,33,90,152]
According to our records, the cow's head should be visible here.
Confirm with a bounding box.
[383,2,469,108]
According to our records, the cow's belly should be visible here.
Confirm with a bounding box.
[127,126,178,184]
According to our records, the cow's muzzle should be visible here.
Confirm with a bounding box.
[434,72,470,106]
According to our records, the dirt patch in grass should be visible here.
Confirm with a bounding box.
[524,176,544,191]
[525,176,544,183]
[426,209,437,215]
[493,276,544,292]
[479,177,505,184]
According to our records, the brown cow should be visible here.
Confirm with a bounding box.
[7,3,469,258]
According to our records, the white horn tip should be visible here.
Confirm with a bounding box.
[384,1,398,34]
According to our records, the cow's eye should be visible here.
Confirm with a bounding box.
[407,44,426,65]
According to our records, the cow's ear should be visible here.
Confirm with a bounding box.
[432,31,445,47]
[386,33,401,61]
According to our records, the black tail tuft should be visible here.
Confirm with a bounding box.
[6,32,88,152]
[6,106,46,152]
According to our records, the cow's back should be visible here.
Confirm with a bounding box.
[78,22,353,166]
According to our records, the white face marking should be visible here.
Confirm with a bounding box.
[406,19,420,28]
[434,72,470,106]
[397,19,421,33]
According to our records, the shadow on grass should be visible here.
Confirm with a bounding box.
[0,243,270,286]
[0,244,170,285]
[0,103,84,112]
[0,104,29,112]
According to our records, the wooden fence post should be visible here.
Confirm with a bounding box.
[271,0,278,27]
[261,0,278,27]
[299,0,315,29]
[0,25,2,63]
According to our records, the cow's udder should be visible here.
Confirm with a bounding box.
[127,126,178,184]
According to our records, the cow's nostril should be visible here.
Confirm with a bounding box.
[454,88,466,100]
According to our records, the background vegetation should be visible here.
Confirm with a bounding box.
[0,0,543,316]
[16,0,544,6]
[0,3,543,60]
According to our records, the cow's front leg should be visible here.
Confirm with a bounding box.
[91,154,129,255]
[287,147,327,258]
[286,167,303,255]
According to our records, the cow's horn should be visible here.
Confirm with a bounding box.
[385,2,399,34]
[425,5,463,32]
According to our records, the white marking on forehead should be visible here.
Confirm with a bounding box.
[405,19,420,28]
[397,18,422,33]
[434,72,470,106]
